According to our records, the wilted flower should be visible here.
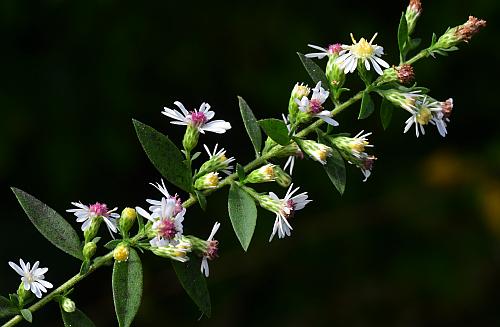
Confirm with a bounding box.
[336,33,390,75]
[201,222,220,277]
[258,184,312,241]
[9,259,53,298]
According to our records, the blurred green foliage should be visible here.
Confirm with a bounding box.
[0,0,499,325]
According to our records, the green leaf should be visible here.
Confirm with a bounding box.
[323,148,346,195]
[11,188,83,260]
[60,307,96,327]
[112,248,143,327]
[79,260,91,275]
[195,190,207,211]
[104,240,122,250]
[236,163,245,182]
[228,183,257,251]
[133,119,192,192]
[8,294,19,307]
[0,296,19,318]
[358,92,375,119]
[297,52,330,88]
[398,12,408,57]
[172,258,211,317]
[258,119,290,146]
[20,309,32,323]
[380,98,394,130]
[238,96,262,157]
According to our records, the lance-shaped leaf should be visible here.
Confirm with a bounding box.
[358,92,375,119]
[398,12,409,57]
[323,148,346,195]
[258,119,290,146]
[60,307,97,327]
[133,119,192,192]
[380,98,394,130]
[238,96,262,157]
[195,190,207,211]
[20,309,32,323]
[112,248,143,327]
[297,52,329,88]
[0,296,19,318]
[172,258,211,317]
[11,188,83,260]
[228,183,257,251]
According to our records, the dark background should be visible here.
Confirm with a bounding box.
[1,0,499,326]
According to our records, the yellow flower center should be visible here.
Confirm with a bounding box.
[264,165,275,178]
[207,173,219,187]
[350,33,377,59]
[113,245,130,262]
[416,107,432,125]
[350,142,367,153]
[317,149,328,161]
[219,154,227,163]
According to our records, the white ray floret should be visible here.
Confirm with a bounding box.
[201,221,221,278]
[162,101,231,134]
[295,82,339,126]
[203,143,235,175]
[9,259,53,298]
[66,202,119,236]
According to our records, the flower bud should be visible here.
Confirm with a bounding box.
[273,166,292,188]
[433,16,486,51]
[61,297,76,313]
[119,207,136,235]
[83,241,97,260]
[84,217,102,243]
[113,243,130,262]
[288,83,311,122]
[182,125,200,152]
[194,172,220,190]
[244,164,276,184]
[295,139,333,165]
[151,237,192,262]
[405,0,422,36]
[325,44,345,98]
[262,137,277,155]
[256,194,282,214]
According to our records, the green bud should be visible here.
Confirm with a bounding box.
[244,164,276,184]
[326,52,346,99]
[194,172,220,190]
[17,282,29,307]
[288,83,310,123]
[273,166,292,188]
[83,241,97,260]
[262,137,277,155]
[182,125,199,152]
[151,237,192,262]
[256,194,282,214]
[119,207,136,235]
[405,0,422,36]
[84,217,102,243]
[61,297,76,313]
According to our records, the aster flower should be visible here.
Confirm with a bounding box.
[403,96,451,137]
[146,179,183,216]
[295,81,339,126]
[305,43,343,59]
[201,222,220,277]
[335,33,390,75]
[199,143,235,175]
[295,139,333,165]
[258,184,312,241]
[66,202,119,235]
[9,259,53,298]
[151,237,192,263]
[162,101,231,134]
[329,131,376,181]
[136,198,185,247]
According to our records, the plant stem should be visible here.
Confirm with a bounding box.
[405,49,429,65]
[2,89,365,327]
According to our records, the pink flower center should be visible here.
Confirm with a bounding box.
[89,202,109,217]
[205,240,219,260]
[172,195,183,216]
[309,99,323,114]
[190,111,207,126]
[284,200,296,219]
[157,219,177,239]
[328,43,342,55]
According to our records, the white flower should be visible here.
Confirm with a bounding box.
[403,95,450,137]
[295,82,339,126]
[146,179,183,216]
[201,222,220,277]
[162,101,231,134]
[8,259,53,298]
[282,114,302,175]
[335,33,390,75]
[305,43,343,59]
[66,202,119,236]
[268,184,312,241]
[136,198,185,247]
[202,143,235,175]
